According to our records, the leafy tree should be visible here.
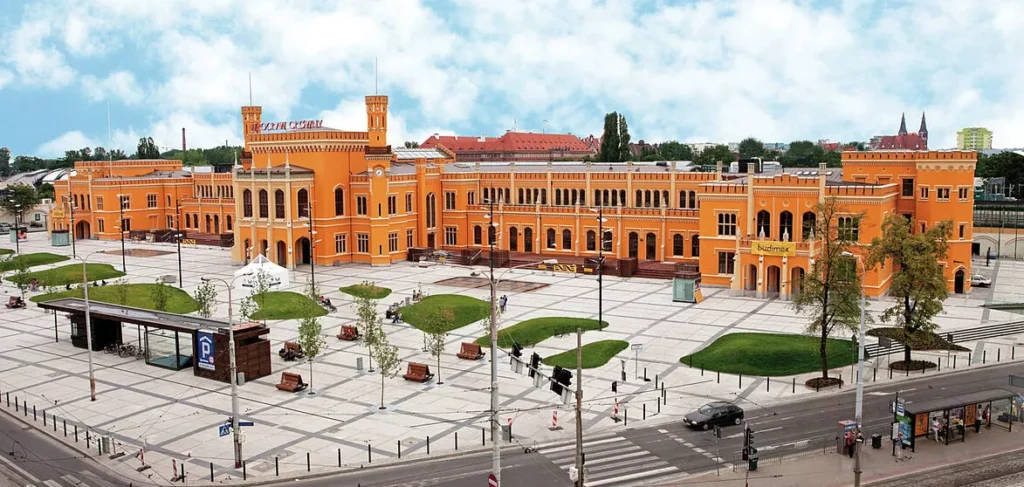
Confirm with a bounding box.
[0,184,40,214]
[112,278,130,305]
[373,339,400,409]
[248,268,274,322]
[617,113,632,162]
[639,146,660,161]
[9,256,30,299]
[695,144,735,166]
[297,278,326,393]
[738,138,765,158]
[792,198,865,382]
[354,291,383,372]
[426,308,454,385]
[150,277,171,312]
[657,141,694,161]
[134,137,161,159]
[977,152,1024,194]
[598,112,620,162]
[0,147,10,178]
[866,215,953,363]
[36,183,55,201]
[109,149,128,160]
[404,141,420,148]
[779,140,826,168]
[238,295,257,322]
[193,280,218,318]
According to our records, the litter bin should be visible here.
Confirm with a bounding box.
[871,434,882,449]
[748,457,758,471]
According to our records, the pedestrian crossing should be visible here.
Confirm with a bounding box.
[28,472,113,487]
[540,436,684,486]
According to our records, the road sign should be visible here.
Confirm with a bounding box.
[631,344,643,351]
[197,330,215,371]
[238,421,254,427]
[218,425,229,437]
[488,473,498,487]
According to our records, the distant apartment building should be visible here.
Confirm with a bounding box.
[957,127,993,150]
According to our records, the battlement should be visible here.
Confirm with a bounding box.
[842,150,977,161]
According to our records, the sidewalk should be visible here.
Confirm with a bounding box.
[673,419,1024,486]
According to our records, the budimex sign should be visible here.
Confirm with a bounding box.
[750,241,796,256]
[249,119,324,133]
[536,263,595,274]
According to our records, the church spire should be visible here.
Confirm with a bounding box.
[898,112,908,136]
[919,112,928,147]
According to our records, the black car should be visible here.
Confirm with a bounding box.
[684,402,744,430]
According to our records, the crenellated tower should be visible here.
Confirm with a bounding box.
[365,95,389,148]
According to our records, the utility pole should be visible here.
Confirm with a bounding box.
[69,197,76,258]
[854,255,866,487]
[487,193,501,484]
[574,327,584,486]
[117,185,127,273]
[203,277,242,468]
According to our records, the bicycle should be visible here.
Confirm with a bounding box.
[104,343,120,354]
[119,344,137,358]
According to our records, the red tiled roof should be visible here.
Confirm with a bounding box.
[421,132,594,153]
[873,134,928,150]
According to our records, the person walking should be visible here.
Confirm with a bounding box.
[894,431,905,461]
[932,418,942,442]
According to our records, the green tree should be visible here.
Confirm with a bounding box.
[792,198,865,383]
[373,339,400,409]
[780,140,826,167]
[0,184,40,215]
[0,147,11,178]
[112,278,130,305]
[193,280,218,318]
[977,152,1024,194]
[109,149,128,160]
[639,146,660,161]
[426,308,454,385]
[9,256,30,299]
[36,183,55,201]
[150,277,171,312]
[617,113,632,162]
[248,268,274,322]
[598,112,620,162]
[738,137,765,158]
[134,137,161,159]
[404,141,420,148]
[866,215,953,364]
[657,141,694,161]
[238,295,257,322]
[354,291,383,372]
[297,278,327,394]
[695,144,735,166]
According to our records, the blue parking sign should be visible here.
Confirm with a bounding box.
[198,330,216,371]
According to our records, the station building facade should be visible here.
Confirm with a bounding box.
[231,94,976,298]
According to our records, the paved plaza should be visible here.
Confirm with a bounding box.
[1,233,1022,482]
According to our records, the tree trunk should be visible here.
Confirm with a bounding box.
[437,355,443,385]
[380,374,385,409]
[904,344,912,364]
[309,359,314,394]
[820,326,829,379]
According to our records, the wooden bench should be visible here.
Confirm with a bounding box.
[337,325,360,341]
[403,362,434,382]
[457,342,485,360]
[276,372,307,392]
[278,341,304,360]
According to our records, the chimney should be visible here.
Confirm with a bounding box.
[715,161,723,180]
[182,128,186,152]
[818,162,827,203]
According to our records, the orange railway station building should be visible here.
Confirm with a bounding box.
[50,93,976,299]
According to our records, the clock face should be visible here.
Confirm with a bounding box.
[374,168,383,177]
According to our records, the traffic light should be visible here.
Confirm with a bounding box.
[742,426,750,460]
[559,368,573,389]
[512,342,523,358]
[529,353,541,378]
[747,427,758,460]
[551,366,564,394]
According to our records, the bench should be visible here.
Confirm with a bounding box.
[276,372,308,393]
[403,362,434,382]
[337,325,360,341]
[278,341,304,361]
[457,342,485,360]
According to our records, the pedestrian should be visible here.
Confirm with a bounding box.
[984,406,992,430]
[846,432,855,458]
[894,431,904,461]
[932,418,942,442]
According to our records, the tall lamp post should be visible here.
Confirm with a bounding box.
[68,199,77,258]
[842,251,867,487]
[73,251,107,402]
[116,192,127,273]
[11,203,21,254]
[306,197,317,289]
[174,197,183,288]
[200,276,243,469]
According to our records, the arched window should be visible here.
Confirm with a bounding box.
[226,215,232,231]
[653,191,661,208]
[691,235,700,256]
[297,189,309,218]
[635,190,642,207]
[562,229,572,250]
[688,191,696,208]
[274,189,285,219]
[519,188,525,205]
[555,190,561,206]
[547,228,556,249]
[673,234,684,256]
[257,190,268,218]
[679,191,687,208]
[644,190,652,207]
[779,211,793,241]
[540,188,547,205]
[662,191,669,208]
[756,210,771,238]
[802,212,817,240]
[185,214,191,228]
[603,230,613,252]
[474,225,482,245]
[426,193,436,228]
[586,230,596,251]
[488,225,496,245]
[242,190,252,216]
[334,188,345,216]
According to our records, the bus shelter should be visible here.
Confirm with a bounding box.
[903,388,1017,450]
[37,298,271,383]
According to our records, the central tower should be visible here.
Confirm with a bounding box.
[366,95,389,148]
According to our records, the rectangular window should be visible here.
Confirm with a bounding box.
[718,252,735,274]
[406,193,413,213]
[838,216,860,241]
[407,228,414,248]
[959,224,966,239]
[120,195,130,210]
[444,226,458,246]
[98,219,105,232]
[388,196,397,215]
[936,187,950,201]
[717,213,737,236]
[902,178,914,197]
[166,216,173,228]
[357,233,369,253]
[166,195,172,207]
[445,192,456,210]
[958,187,969,200]
[673,235,684,256]
[357,196,368,215]
[147,194,157,208]
[389,232,399,252]
[121,218,132,232]
[96,197,104,210]
[919,186,929,200]
[335,234,347,253]
[468,191,476,206]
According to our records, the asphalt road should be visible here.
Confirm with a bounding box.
[267,362,1023,487]
[866,446,1024,487]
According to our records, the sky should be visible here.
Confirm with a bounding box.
[1,0,1021,159]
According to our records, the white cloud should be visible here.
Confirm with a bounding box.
[0,69,13,90]
[318,98,451,148]
[5,20,76,88]
[81,71,144,104]
[36,131,100,158]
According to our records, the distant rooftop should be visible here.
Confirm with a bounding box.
[392,147,450,160]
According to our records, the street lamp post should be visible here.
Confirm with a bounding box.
[843,251,867,487]
[68,200,76,258]
[73,251,107,402]
[485,195,501,485]
[201,276,243,468]
[11,202,21,254]
[306,197,317,290]
[175,199,182,288]
[116,193,127,273]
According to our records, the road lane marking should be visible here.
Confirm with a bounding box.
[585,466,680,487]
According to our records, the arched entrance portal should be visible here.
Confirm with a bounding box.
[74,220,91,239]
[509,227,519,252]
[790,267,805,297]
[954,268,966,294]
[260,239,269,257]
[296,237,311,265]
[766,265,781,296]
[276,241,287,267]
[523,228,533,253]
[745,264,758,292]
[645,232,657,260]
[628,232,639,259]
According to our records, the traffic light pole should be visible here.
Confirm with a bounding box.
[574,327,583,486]
[487,196,501,485]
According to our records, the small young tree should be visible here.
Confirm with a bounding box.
[792,198,865,384]
[112,278,130,305]
[373,339,400,409]
[354,291,383,372]
[867,215,953,364]
[426,308,454,385]
[297,305,326,395]
[193,280,218,318]
[248,268,274,322]
[237,295,257,323]
[9,257,30,299]
[150,277,171,312]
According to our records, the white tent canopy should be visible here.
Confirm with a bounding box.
[233,255,288,296]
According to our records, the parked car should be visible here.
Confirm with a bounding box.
[684,401,744,430]
[0,223,10,232]
[970,275,991,287]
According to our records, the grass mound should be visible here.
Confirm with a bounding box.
[680,332,856,377]
[10,263,124,287]
[31,283,199,314]
[475,317,608,348]
[249,292,327,320]
[339,283,392,300]
[400,294,490,332]
[0,252,69,272]
[543,340,629,369]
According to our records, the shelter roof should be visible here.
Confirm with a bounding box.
[36,298,229,334]
[905,388,1017,415]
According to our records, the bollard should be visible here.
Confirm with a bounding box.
[717,371,720,383]
[889,368,893,379]
[624,407,628,426]
[182,464,186,482]
[816,379,820,392]
[905,366,909,377]
[938,358,941,371]
[22,400,26,416]
[643,403,646,421]
[75,425,78,442]
[427,436,430,455]
[87,431,91,449]
[655,374,659,388]
[954,355,957,368]
[998,349,1001,362]
[398,441,402,459]
[658,398,661,414]
[969,352,972,365]
[338,449,341,467]
[209,462,214,482]
[33,405,36,421]
[766,378,770,392]
[839,373,843,388]
[873,368,877,382]
[644,367,648,381]
[243,460,246,480]
[701,363,704,376]
[307,452,311,472]
[482,427,485,446]
[14,396,18,412]
[983,350,987,364]
[368,443,372,463]
[739,374,742,388]
[64,419,67,436]
[43,410,46,426]
[792,377,796,393]
[276,456,280,476]
[4,391,8,406]
[455,432,459,450]
[97,441,101,456]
